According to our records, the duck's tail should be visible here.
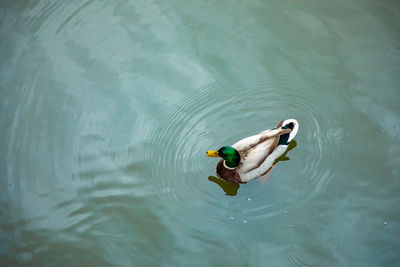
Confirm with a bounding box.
[278,119,299,145]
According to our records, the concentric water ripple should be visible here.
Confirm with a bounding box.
[143,81,235,199]
[136,76,350,223]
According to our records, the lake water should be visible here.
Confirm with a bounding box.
[1,0,400,266]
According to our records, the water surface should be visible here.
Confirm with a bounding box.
[1,0,400,266]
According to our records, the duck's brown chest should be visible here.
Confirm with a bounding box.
[216,160,242,183]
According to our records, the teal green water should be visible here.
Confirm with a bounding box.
[1,0,400,266]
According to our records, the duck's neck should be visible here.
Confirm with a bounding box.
[223,160,238,169]
[222,149,240,168]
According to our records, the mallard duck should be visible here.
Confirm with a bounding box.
[206,119,299,183]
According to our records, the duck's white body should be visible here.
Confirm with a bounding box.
[231,119,299,182]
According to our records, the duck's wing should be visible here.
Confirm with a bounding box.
[232,122,288,153]
[236,127,291,173]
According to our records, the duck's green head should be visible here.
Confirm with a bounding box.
[206,146,240,168]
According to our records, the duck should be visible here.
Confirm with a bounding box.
[206,119,299,183]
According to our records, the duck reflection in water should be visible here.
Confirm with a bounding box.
[208,140,297,196]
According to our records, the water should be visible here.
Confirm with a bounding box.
[1,0,400,266]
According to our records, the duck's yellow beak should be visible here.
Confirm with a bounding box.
[206,150,219,157]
